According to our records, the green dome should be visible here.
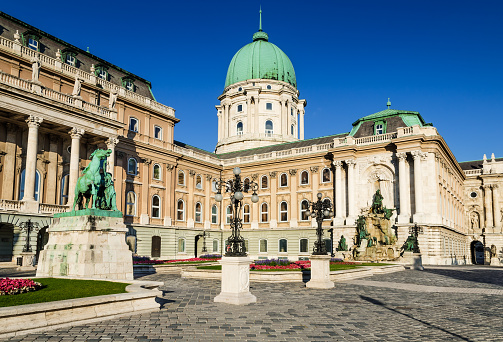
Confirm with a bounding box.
[224,30,297,88]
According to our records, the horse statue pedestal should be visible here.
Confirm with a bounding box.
[36,209,133,280]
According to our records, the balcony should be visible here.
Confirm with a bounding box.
[0,199,68,215]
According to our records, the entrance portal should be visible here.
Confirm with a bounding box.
[471,241,484,265]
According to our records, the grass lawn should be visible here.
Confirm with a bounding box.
[197,265,222,270]
[0,278,129,308]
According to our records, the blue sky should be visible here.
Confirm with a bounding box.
[3,1,502,162]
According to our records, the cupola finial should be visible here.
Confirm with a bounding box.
[387,98,391,109]
[253,6,269,41]
[259,6,262,31]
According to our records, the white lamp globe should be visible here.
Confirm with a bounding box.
[233,167,241,175]
[323,209,330,217]
[251,193,259,203]
[215,193,223,202]
[234,191,244,200]
[311,212,316,218]
[317,193,323,199]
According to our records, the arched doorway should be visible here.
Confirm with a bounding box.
[0,224,14,262]
[471,241,484,265]
[35,227,49,261]
[151,236,161,258]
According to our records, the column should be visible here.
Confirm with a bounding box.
[204,174,212,229]
[397,152,410,223]
[286,101,291,138]
[2,123,19,200]
[333,161,344,225]
[289,169,298,227]
[67,127,84,209]
[140,158,151,224]
[23,116,43,202]
[223,104,229,139]
[254,97,260,135]
[484,185,493,228]
[300,109,305,140]
[187,170,195,228]
[269,172,277,228]
[411,150,423,221]
[106,137,119,177]
[280,100,286,136]
[46,135,59,204]
[164,164,174,226]
[246,98,252,135]
[345,159,356,224]
[217,109,222,141]
[493,185,501,230]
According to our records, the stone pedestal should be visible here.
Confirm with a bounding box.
[36,209,133,280]
[17,252,36,270]
[403,251,424,270]
[306,255,334,289]
[490,257,501,266]
[214,256,256,305]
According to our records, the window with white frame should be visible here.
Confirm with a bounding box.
[178,171,185,185]
[65,53,76,66]
[19,169,41,202]
[375,124,384,135]
[237,104,243,112]
[178,238,186,252]
[212,239,219,252]
[279,201,288,222]
[237,122,243,135]
[300,170,309,185]
[243,204,250,223]
[300,200,310,221]
[60,174,69,205]
[265,120,273,135]
[151,195,161,218]
[322,168,331,182]
[195,202,202,223]
[261,175,268,189]
[211,205,218,224]
[28,37,39,51]
[226,205,232,224]
[196,175,202,189]
[128,158,137,175]
[154,126,162,140]
[126,191,136,216]
[129,117,139,132]
[261,203,269,223]
[266,103,273,110]
[97,66,108,80]
[280,173,288,187]
[125,80,134,91]
[300,238,309,253]
[260,239,268,253]
[279,239,288,253]
[177,199,185,221]
[323,198,332,220]
[153,164,161,180]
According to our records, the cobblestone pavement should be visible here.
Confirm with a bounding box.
[3,266,503,342]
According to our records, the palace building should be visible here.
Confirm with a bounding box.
[0,11,501,266]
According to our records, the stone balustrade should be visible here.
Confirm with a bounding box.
[0,200,68,214]
[0,199,24,211]
[464,169,482,176]
[0,36,175,118]
[39,203,69,214]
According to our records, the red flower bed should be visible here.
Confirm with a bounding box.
[0,278,42,296]
[249,260,357,270]
[133,257,221,265]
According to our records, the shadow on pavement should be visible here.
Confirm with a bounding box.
[423,267,503,287]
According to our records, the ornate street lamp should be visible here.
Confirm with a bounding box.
[19,219,40,253]
[215,167,259,256]
[307,193,334,255]
[409,223,423,254]
[201,230,209,253]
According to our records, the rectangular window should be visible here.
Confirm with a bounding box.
[300,239,308,253]
[65,54,75,66]
[212,240,218,252]
[279,239,287,253]
[266,103,273,110]
[154,126,162,139]
[178,238,185,252]
[237,104,243,112]
[28,38,38,51]
[260,239,268,253]
[125,80,134,91]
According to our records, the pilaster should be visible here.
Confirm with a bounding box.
[106,137,119,177]
[397,152,410,223]
[140,158,151,225]
[484,184,493,228]
[411,150,424,222]
[2,123,19,200]
[22,116,43,205]
[67,127,84,209]
[345,159,356,225]
[333,161,344,225]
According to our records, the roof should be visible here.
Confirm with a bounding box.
[350,108,430,136]
[458,157,503,170]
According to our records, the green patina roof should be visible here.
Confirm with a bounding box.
[224,29,297,88]
[349,109,428,136]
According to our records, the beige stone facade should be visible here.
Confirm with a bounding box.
[0,13,501,266]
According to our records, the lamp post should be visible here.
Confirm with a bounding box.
[307,193,334,255]
[409,223,423,254]
[19,219,40,253]
[201,230,209,254]
[214,167,259,256]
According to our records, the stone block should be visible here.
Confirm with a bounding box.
[214,256,256,305]
[306,255,334,289]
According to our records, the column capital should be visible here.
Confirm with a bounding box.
[289,169,297,176]
[396,152,407,160]
[491,184,498,190]
[269,171,277,178]
[483,184,493,190]
[189,170,196,177]
[309,166,319,173]
[106,137,119,149]
[142,158,152,165]
[69,127,84,139]
[345,159,356,167]
[411,150,422,159]
[166,163,175,171]
[333,160,343,168]
[26,115,43,128]
[205,174,213,181]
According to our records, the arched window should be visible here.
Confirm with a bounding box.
[260,203,269,223]
[128,158,137,175]
[243,204,250,223]
[299,238,309,253]
[323,198,332,220]
[151,195,161,218]
[236,122,243,135]
[129,117,139,132]
[153,164,161,180]
[19,169,41,201]
[212,239,219,252]
[280,173,288,187]
[178,170,185,185]
[226,205,232,224]
[279,239,288,253]
[211,205,218,224]
[178,238,186,252]
[154,125,162,140]
[126,191,136,216]
[196,175,202,189]
[259,239,268,253]
[279,202,288,222]
[261,175,268,189]
[322,168,331,182]
[60,174,69,205]
[300,199,310,221]
[300,170,309,185]
[177,199,185,221]
[265,120,273,135]
[195,202,202,223]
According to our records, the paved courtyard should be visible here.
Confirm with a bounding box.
[2,266,503,341]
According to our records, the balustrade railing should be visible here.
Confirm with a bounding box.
[464,169,482,176]
[39,203,68,214]
[0,199,24,211]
